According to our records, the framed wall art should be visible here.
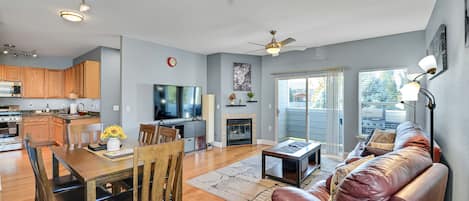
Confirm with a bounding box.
[427,24,448,80]
[233,62,252,91]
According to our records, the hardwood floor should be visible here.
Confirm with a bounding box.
[0,144,269,201]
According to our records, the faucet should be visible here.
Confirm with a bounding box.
[78,103,85,112]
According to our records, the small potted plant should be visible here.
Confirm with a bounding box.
[101,125,127,151]
[229,93,236,105]
[247,92,254,101]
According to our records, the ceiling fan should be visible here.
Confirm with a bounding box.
[248,30,306,56]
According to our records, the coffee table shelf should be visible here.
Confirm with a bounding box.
[262,140,321,187]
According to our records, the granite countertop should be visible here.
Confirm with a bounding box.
[21,110,100,120]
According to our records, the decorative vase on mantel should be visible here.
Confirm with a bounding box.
[107,137,121,151]
[229,93,237,105]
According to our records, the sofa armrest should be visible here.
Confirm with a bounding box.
[390,163,448,201]
[272,187,322,201]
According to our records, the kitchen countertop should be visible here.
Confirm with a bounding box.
[21,110,100,120]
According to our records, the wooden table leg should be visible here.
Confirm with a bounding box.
[85,180,96,201]
[52,153,59,179]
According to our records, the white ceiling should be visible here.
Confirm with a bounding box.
[0,0,435,57]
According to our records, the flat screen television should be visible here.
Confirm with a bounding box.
[154,84,201,120]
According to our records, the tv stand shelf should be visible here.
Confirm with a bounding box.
[160,120,206,153]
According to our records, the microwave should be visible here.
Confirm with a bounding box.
[0,81,22,97]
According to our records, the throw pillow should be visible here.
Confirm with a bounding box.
[329,155,375,201]
[361,129,396,156]
[368,129,396,143]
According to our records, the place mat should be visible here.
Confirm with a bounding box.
[83,147,134,162]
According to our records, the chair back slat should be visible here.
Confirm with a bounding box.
[67,123,103,148]
[24,136,55,201]
[139,124,157,145]
[157,126,178,144]
[133,140,184,201]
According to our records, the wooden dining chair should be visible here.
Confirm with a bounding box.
[138,124,157,145]
[115,140,184,201]
[67,123,103,148]
[24,136,112,201]
[157,126,179,144]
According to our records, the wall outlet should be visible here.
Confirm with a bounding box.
[268,125,272,131]
[216,104,220,110]
[125,106,131,112]
[268,104,272,109]
[113,105,120,111]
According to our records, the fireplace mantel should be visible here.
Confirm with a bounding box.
[221,113,257,147]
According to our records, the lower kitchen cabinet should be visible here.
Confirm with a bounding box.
[22,116,54,145]
[52,117,65,145]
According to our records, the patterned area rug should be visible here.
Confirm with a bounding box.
[187,154,340,201]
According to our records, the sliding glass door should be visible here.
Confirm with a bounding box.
[276,70,344,155]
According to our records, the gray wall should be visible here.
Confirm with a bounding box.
[425,0,468,200]
[261,31,427,152]
[0,55,72,69]
[207,53,262,143]
[73,47,121,126]
[120,36,207,139]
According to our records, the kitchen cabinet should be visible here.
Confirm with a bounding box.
[52,117,65,145]
[22,67,46,98]
[46,69,65,98]
[22,116,52,145]
[0,65,22,81]
[64,61,100,99]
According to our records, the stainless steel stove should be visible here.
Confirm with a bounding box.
[0,105,22,151]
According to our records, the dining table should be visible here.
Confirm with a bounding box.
[50,142,143,201]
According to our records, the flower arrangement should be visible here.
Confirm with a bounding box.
[229,93,236,101]
[100,125,127,140]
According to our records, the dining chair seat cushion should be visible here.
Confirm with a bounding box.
[51,174,83,193]
[54,186,112,201]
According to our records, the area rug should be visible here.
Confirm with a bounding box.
[186,155,340,201]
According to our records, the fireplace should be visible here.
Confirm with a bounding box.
[226,118,252,146]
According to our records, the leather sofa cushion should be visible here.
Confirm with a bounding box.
[330,155,374,200]
[335,146,432,201]
[394,128,430,152]
[272,186,323,201]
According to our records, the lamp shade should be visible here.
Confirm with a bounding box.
[400,82,421,101]
[418,55,437,74]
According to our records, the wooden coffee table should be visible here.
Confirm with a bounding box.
[262,140,321,187]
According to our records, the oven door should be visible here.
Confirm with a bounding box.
[0,122,11,138]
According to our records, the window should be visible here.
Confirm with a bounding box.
[359,69,410,135]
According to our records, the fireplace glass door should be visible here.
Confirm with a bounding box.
[227,119,252,146]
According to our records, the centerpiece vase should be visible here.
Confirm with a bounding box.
[107,137,121,151]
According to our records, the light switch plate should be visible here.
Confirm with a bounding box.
[113,105,120,111]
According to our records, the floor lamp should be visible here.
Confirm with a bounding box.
[400,55,437,160]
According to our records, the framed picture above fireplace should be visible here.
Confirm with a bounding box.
[233,62,252,91]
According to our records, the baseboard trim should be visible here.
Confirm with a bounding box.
[212,141,223,148]
[256,139,276,146]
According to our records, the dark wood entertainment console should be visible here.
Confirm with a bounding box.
[160,120,206,153]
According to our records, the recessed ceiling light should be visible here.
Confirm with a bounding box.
[59,10,84,22]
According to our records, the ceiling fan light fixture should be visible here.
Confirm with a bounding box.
[266,47,280,55]
[59,10,84,22]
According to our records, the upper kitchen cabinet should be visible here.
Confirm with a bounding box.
[82,60,100,99]
[22,67,46,98]
[46,69,64,98]
[0,65,22,81]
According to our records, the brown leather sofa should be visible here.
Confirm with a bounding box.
[272,122,448,201]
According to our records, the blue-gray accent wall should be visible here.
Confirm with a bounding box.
[425,0,468,200]
[120,36,207,140]
[207,53,262,143]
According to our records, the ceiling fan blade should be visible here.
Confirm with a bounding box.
[248,42,266,47]
[280,38,296,46]
[244,48,266,53]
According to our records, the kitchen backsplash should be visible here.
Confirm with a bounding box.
[0,98,100,112]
